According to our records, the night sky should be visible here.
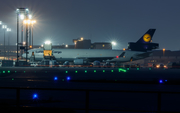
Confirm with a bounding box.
[0,0,180,50]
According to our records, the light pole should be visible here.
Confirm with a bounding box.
[2,25,7,60]
[31,20,36,49]
[23,20,36,49]
[7,28,11,60]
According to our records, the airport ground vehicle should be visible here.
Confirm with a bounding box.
[156,63,166,68]
[93,61,101,68]
[30,63,38,67]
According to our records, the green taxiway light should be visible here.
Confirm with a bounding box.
[35,71,36,73]
[15,71,17,73]
[137,68,139,70]
[103,70,105,72]
[85,70,87,73]
[3,71,5,73]
[12,78,14,80]
[118,68,127,72]
[94,70,96,72]
[24,71,25,73]
[149,68,151,70]
[127,68,129,70]
[75,71,78,73]
[66,71,68,73]
[45,71,47,73]
[115,80,117,81]
[62,79,64,81]
[111,70,114,72]
[8,71,10,73]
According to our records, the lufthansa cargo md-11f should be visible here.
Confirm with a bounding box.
[22,29,159,64]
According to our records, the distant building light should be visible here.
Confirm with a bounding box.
[102,45,105,47]
[81,37,83,40]
[45,41,51,44]
[41,44,43,47]
[111,41,116,46]
[123,48,126,51]
[65,45,68,47]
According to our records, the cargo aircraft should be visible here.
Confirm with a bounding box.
[22,29,159,64]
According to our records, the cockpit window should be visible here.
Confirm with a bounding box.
[53,51,62,54]
[36,51,43,53]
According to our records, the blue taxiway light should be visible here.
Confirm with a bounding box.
[33,94,38,99]
[67,77,70,80]
[54,77,58,80]
[159,80,163,83]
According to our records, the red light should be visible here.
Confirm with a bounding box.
[116,56,119,58]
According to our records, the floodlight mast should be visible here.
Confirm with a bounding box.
[25,9,29,65]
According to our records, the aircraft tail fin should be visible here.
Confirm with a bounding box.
[136,29,156,43]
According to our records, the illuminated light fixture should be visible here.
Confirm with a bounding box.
[94,70,96,72]
[116,56,119,58]
[20,14,24,20]
[67,77,70,80]
[75,71,77,73]
[3,71,5,73]
[8,70,10,73]
[103,70,105,72]
[24,71,25,73]
[123,48,126,51]
[33,94,38,99]
[149,68,151,70]
[24,20,36,24]
[111,70,113,72]
[7,28,11,32]
[156,65,160,68]
[65,45,68,47]
[85,70,87,73]
[111,41,116,46]
[163,48,165,51]
[159,80,163,83]
[45,41,51,44]
[41,44,43,47]
[28,14,32,19]
[127,68,129,70]
[66,71,68,73]
[165,80,167,82]
[26,9,29,11]
[0,21,2,25]
[23,42,26,45]
[81,37,83,40]
[2,25,7,29]
[137,68,139,70]
[54,77,58,80]
[12,78,14,80]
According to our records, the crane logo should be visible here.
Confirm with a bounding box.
[143,34,151,42]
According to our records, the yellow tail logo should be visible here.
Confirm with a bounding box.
[143,34,151,42]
